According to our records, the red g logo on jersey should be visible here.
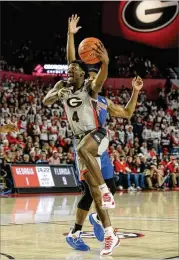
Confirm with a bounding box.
[119,1,179,48]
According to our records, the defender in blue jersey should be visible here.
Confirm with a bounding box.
[88,94,116,242]
[66,14,143,256]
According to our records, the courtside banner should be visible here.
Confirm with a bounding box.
[11,165,40,188]
[35,166,55,187]
[11,164,77,188]
[50,165,78,188]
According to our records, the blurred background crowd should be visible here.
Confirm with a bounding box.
[0,75,178,190]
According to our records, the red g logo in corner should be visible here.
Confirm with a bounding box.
[119,1,179,48]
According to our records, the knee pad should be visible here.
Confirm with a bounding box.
[77,181,93,211]
[78,193,93,211]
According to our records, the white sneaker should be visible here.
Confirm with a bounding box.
[101,192,115,209]
[137,186,142,191]
[118,185,123,190]
[128,186,136,191]
[100,234,120,256]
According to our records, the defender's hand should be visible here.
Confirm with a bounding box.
[68,14,82,34]
[132,76,143,91]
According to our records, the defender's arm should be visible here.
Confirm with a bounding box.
[106,76,143,119]
[67,14,82,64]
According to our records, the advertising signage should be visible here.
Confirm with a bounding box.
[32,64,68,77]
[11,164,77,188]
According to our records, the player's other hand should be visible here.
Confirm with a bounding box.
[58,88,71,100]
[68,14,82,34]
[1,124,18,133]
[93,42,109,65]
[132,76,143,91]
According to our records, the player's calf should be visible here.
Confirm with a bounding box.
[78,150,115,209]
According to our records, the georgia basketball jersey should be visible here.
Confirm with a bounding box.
[63,85,99,135]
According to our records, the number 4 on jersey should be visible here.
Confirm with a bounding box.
[72,111,79,122]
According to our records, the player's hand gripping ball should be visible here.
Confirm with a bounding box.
[78,37,103,64]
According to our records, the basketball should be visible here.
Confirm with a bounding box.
[78,37,102,64]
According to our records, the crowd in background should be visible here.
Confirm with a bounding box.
[0,74,179,191]
[1,38,66,73]
[114,53,161,78]
[1,39,163,78]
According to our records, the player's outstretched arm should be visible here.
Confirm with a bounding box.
[43,81,64,106]
[91,43,109,97]
[107,76,143,119]
[67,14,81,64]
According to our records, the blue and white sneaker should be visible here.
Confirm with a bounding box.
[89,213,104,242]
[66,230,90,251]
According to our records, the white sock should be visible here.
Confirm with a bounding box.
[93,213,101,224]
[104,226,115,237]
[99,183,109,195]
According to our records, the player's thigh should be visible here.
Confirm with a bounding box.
[78,156,101,180]
[77,133,98,156]
[83,170,98,188]
[77,128,109,156]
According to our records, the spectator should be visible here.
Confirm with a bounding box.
[165,156,178,188]
[48,150,60,165]
[128,156,145,190]
[23,154,30,163]
[36,152,48,164]
[114,155,134,191]
[126,126,134,144]
[140,142,148,157]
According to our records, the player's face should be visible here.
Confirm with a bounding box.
[67,63,83,84]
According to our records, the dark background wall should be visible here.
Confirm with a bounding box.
[1,1,178,69]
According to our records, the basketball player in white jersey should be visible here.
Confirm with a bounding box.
[43,39,116,211]
[64,14,144,256]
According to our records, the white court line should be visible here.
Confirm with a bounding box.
[1,214,178,225]
[109,216,178,221]
[52,215,178,222]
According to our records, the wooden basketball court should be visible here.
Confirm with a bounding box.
[0,191,178,260]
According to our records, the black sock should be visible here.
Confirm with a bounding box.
[72,223,83,234]
[97,215,100,220]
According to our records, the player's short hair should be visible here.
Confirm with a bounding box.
[70,60,89,79]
